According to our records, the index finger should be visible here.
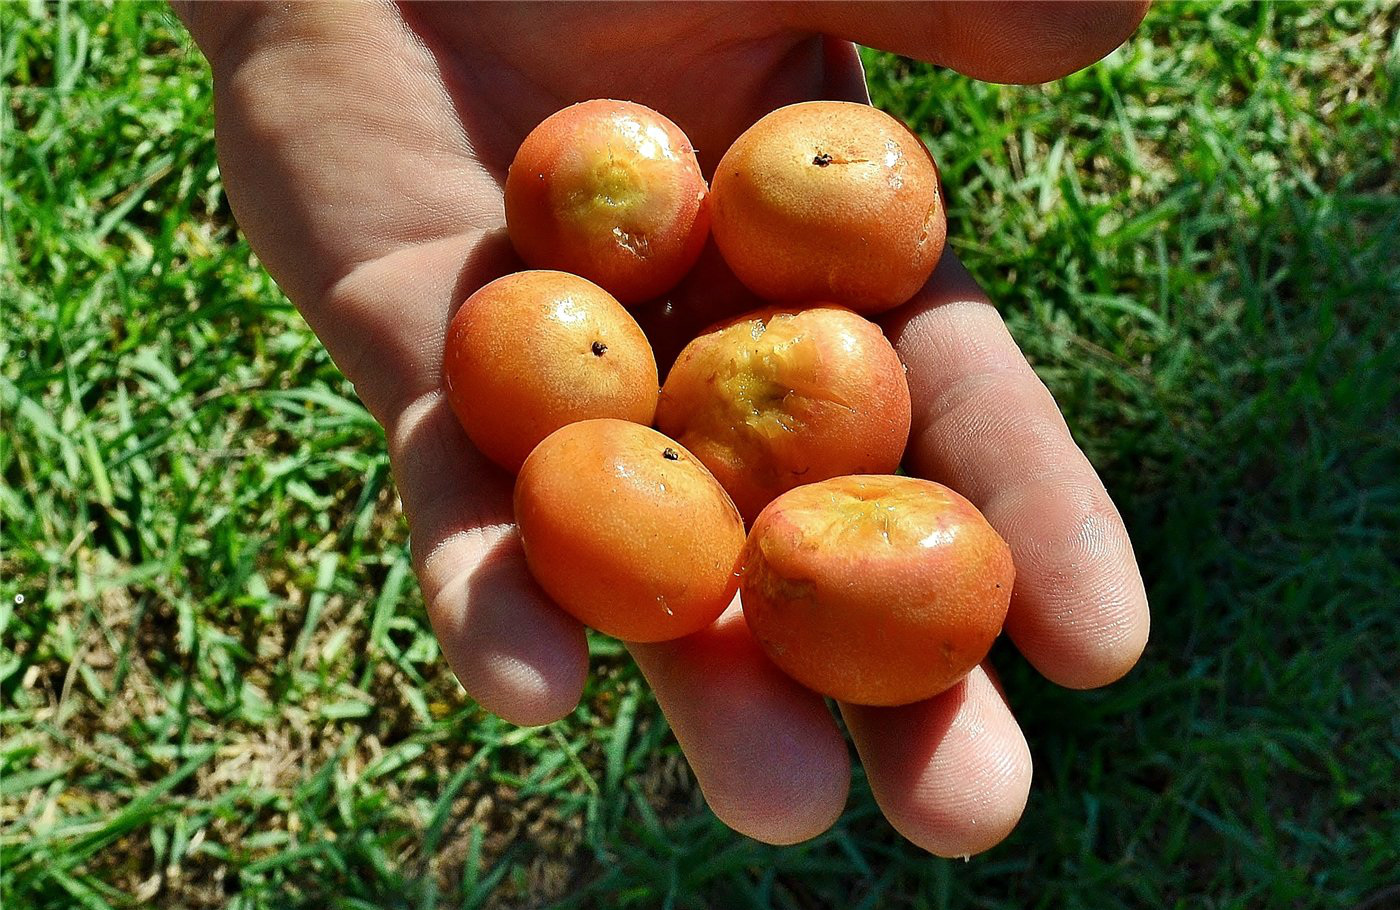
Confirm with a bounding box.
[883,254,1150,688]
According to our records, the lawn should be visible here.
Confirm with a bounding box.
[3,1,1398,908]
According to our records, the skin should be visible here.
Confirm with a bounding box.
[505,100,710,305]
[656,305,911,523]
[741,475,1015,707]
[515,420,744,643]
[712,101,945,313]
[443,270,658,472]
[173,0,1152,856]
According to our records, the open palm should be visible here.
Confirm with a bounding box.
[176,1,1151,855]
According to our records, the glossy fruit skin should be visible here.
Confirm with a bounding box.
[505,99,711,305]
[515,419,745,643]
[740,475,1014,707]
[443,271,658,473]
[655,305,911,524]
[711,101,945,314]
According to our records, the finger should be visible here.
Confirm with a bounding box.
[275,211,588,725]
[177,5,589,722]
[795,0,1150,84]
[390,390,589,727]
[882,254,1150,688]
[629,604,851,844]
[842,664,1032,858]
[180,1,503,419]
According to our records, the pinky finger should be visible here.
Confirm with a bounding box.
[629,604,851,845]
[841,664,1032,857]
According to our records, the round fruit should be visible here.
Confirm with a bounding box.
[443,271,658,473]
[740,475,1014,706]
[655,305,911,523]
[710,101,945,313]
[515,419,744,643]
[505,99,710,305]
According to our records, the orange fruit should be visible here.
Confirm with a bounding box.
[655,305,910,523]
[443,271,658,473]
[740,475,1013,706]
[505,99,710,305]
[515,419,744,642]
[711,101,945,313]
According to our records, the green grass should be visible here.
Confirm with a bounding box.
[3,1,1398,907]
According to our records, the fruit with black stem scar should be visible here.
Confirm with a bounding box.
[514,419,745,643]
[711,100,946,313]
[442,270,658,473]
[655,304,911,524]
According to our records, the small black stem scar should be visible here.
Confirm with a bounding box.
[812,153,832,167]
[662,448,679,461]
[591,341,608,356]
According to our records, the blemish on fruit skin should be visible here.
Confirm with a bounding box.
[916,203,938,247]
[612,225,651,258]
[748,548,819,606]
[812,152,833,167]
[662,447,680,461]
[591,341,608,356]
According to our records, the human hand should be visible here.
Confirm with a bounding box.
[174,0,1151,856]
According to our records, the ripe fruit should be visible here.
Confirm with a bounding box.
[740,475,1014,706]
[655,306,911,523]
[443,271,658,473]
[711,101,945,314]
[505,99,710,305]
[515,419,745,643]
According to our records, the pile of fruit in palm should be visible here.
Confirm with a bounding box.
[443,98,1011,707]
